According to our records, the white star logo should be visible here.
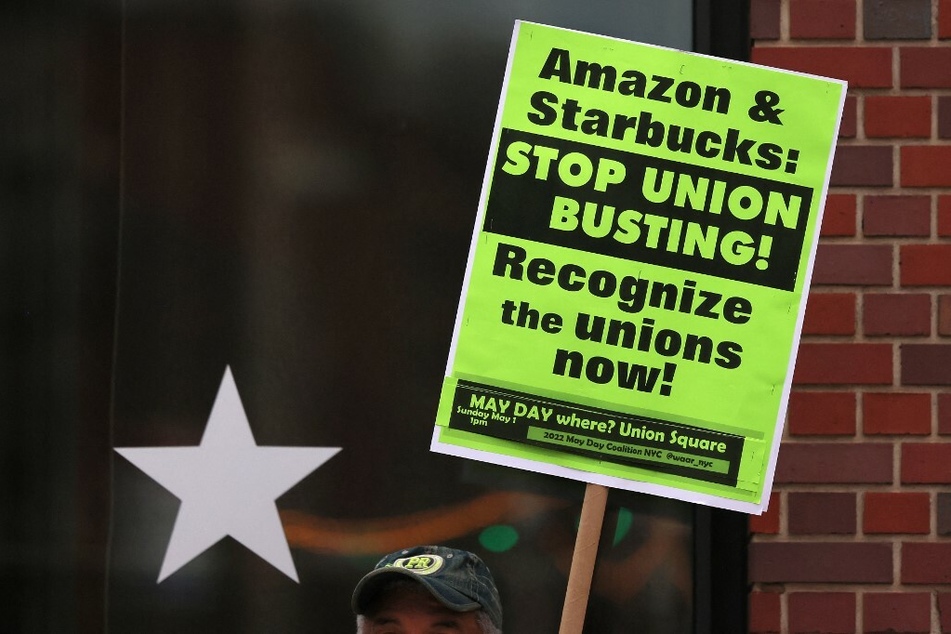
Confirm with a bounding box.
[115,366,340,583]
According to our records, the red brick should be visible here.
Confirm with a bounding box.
[901,47,951,88]
[941,393,951,435]
[863,194,931,237]
[903,543,951,583]
[864,492,931,534]
[941,295,951,336]
[943,0,951,38]
[749,590,781,634]
[775,442,892,483]
[864,592,931,634]
[865,194,931,218]
[940,592,951,633]
[803,292,856,335]
[793,343,893,385]
[788,592,855,634]
[901,344,951,385]
[902,443,951,483]
[902,146,951,187]
[865,96,931,138]
[863,392,932,434]
[863,293,931,337]
[812,244,893,286]
[831,145,894,187]
[790,0,856,38]
[788,492,856,534]
[751,46,892,87]
[749,542,892,583]
[941,195,951,237]
[821,193,857,236]
[839,95,858,139]
[751,0,782,40]
[787,391,857,435]
[901,245,951,286]
[751,492,781,534]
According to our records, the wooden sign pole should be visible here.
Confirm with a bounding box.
[558,483,609,634]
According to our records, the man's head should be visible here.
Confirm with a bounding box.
[352,545,503,634]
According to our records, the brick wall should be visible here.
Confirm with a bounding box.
[747,0,951,632]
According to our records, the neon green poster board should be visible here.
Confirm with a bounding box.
[431,21,846,514]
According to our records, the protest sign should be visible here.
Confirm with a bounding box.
[432,21,846,514]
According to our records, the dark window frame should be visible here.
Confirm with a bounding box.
[692,2,751,632]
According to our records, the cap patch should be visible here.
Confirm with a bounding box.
[388,554,445,576]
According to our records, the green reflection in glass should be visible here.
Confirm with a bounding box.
[613,507,633,546]
[479,524,519,552]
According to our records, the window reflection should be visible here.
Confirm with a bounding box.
[3,0,698,631]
